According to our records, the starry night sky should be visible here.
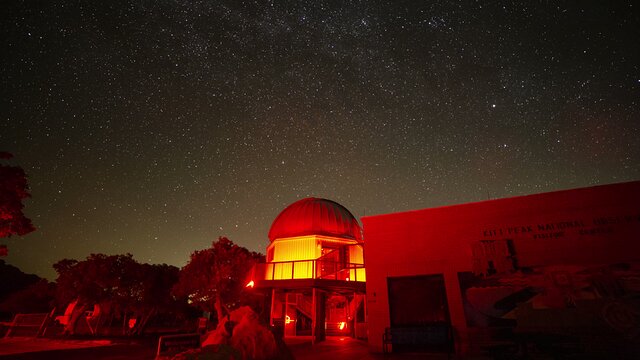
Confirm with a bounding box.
[2,1,639,280]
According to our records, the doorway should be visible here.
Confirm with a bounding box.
[387,274,452,352]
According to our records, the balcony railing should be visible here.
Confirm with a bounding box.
[252,259,365,282]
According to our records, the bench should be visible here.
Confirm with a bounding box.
[383,324,454,356]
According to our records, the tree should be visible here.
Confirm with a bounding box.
[54,254,139,334]
[172,237,264,323]
[0,152,35,245]
[54,254,139,307]
[126,263,180,335]
[53,253,181,335]
[0,279,56,316]
[0,259,41,302]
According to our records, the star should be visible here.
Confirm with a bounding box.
[1,0,638,279]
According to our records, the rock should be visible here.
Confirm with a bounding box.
[178,306,281,360]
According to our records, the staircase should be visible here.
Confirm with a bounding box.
[316,247,349,280]
[297,294,314,320]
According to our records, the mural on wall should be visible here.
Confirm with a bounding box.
[460,242,640,340]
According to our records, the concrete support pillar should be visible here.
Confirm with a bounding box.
[270,288,276,327]
[311,288,316,344]
[313,288,326,343]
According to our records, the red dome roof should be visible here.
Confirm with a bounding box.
[268,198,362,242]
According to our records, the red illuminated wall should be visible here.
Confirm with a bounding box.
[363,181,640,353]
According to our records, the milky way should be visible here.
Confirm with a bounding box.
[1,1,639,279]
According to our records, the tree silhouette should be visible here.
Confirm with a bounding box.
[0,259,41,306]
[53,253,180,335]
[0,279,55,316]
[0,152,35,254]
[173,237,264,323]
[127,263,180,335]
[54,254,138,334]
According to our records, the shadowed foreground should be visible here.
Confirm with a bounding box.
[287,337,453,360]
[0,338,155,360]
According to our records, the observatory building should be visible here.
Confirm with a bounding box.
[249,181,640,356]
[363,180,640,355]
[250,197,366,342]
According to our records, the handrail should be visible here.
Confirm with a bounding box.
[253,259,365,282]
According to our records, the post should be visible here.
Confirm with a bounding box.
[270,288,276,327]
[313,289,326,343]
[311,288,316,345]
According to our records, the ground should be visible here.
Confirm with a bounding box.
[287,337,453,360]
[0,337,155,360]
[0,336,458,360]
